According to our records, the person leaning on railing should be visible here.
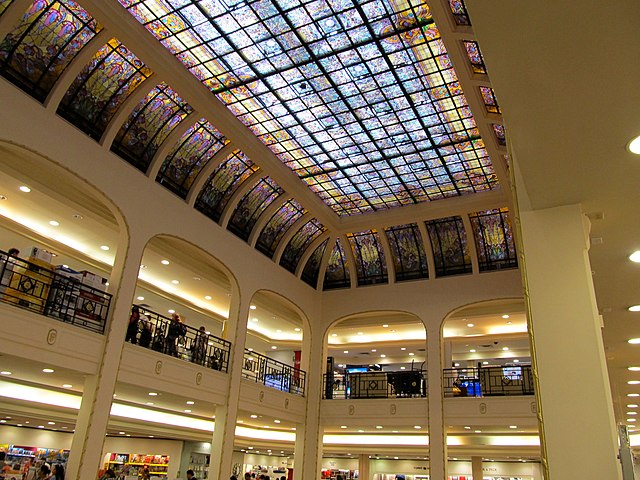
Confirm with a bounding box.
[166,312,186,357]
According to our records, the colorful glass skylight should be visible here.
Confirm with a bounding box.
[302,238,328,288]
[111,82,193,171]
[385,223,428,281]
[227,176,284,241]
[480,86,501,114]
[469,208,517,271]
[463,40,485,74]
[324,239,350,290]
[492,123,506,146]
[448,0,471,26]
[425,215,471,276]
[59,38,152,140]
[347,229,388,286]
[0,1,14,17]
[280,218,326,273]
[256,198,307,257]
[157,118,228,198]
[119,0,498,216]
[195,150,259,222]
[0,0,102,102]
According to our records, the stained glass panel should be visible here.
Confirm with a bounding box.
[111,82,193,171]
[119,0,498,217]
[480,86,501,114]
[347,230,388,286]
[425,216,471,277]
[194,150,259,222]
[156,118,228,198]
[385,223,428,281]
[448,0,471,26]
[58,38,152,140]
[227,176,284,241]
[280,218,326,273]
[302,238,328,288]
[0,0,102,102]
[469,208,517,271]
[256,199,306,258]
[463,40,485,74]
[323,239,350,290]
[0,1,14,17]
[492,123,506,146]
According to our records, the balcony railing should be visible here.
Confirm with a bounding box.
[133,305,231,373]
[242,349,306,397]
[443,365,535,397]
[0,250,111,334]
[323,370,427,399]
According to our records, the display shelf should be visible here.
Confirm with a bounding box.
[102,452,170,478]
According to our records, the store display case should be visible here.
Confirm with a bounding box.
[103,452,170,478]
[188,452,210,480]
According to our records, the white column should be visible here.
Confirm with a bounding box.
[443,341,453,369]
[66,229,147,479]
[519,204,621,479]
[426,324,446,480]
[471,456,483,480]
[208,287,250,480]
[358,454,370,480]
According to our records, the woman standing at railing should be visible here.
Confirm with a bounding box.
[166,313,186,357]
[192,326,207,365]
[126,306,140,344]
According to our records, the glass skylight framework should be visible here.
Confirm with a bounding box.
[463,40,485,74]
[492,123,506,146]
[256,199,307,257]
[469,208,517,271]
[0,0,102,102]
[58,38,152,140]
[425,215,471,276]
[480,86,501,114]
[384,223,428,281]
[227,176,284,241]
[448,0,471,26]
[0,1,14,17]
[111,82,193,171]
[156,118,228,198]
[194,150,259,222]
[302,238,328,288]
[119,0,498,216]
[323,239,350,290]
[347,229,388,286]
[280,218,326,273]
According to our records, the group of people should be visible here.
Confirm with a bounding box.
[30,462,64,479]
[242,473,287,480]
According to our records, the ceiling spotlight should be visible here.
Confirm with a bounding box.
[629,367,640,371]
[161,260,170,265]
[502,347,509,351]
[502,314,510,319]
[271,346,277,350]
[42,368,54,373]
[250,305,257,310]
[628,394,640,397]
[250,414,258,419]
[62,384,72,389]
[343,350,349,354]
[509,425,517,429]
[204,295,212,300]
[467,323,475,327]
[171,280,179,285]
[49,220,60,227]
[628,136,640,155]
[331,333,338,337]
[408,352,415,356]
[628,338,640,344]
[0,371,12,375]
[414,425,422,429]
[100,245,110,251]
[382,324,389,328]
[274,420,281,424]
[627,404,639,408]
[186,401,195,405]
[148,392,158,396]
[629,305,640,312]
[184,410,192,413]
[380,354,386,358]
[628,381,640,385]
[168,309,175,314]
[136,296,144,301]
[19,186,31,193]
[294,327,301,332]
[469,349,476,353]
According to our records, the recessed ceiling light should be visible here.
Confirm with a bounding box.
[0,371,11,375]
[629,367,640,371]
[148,392,158,396]
[467,323,475,327]
[502,347,509,351]
[628,136,640,155]
[250,414,258,419]
[274,420,281,424]
[343,350,349,354]
[146,402,154,405]
[250,305,257,310]
[184,409,192,413]
[357,332,363,335]
[37,425,44,429]
[136,296,144,301]
[100,245,110,251]
[161,260,170,265]
[358,429,364,433]
[628,394,640,397]
[475,430,482,433]
[340,425,347,429]
[168,309,175,314]
[171,279,179,285]
[251,318,259,323]
[400,366,406,370]
[204,295,212,300]
[509,425,517,429]
[331,333,338,337]
[0,420,6,424]
[469,349,476,353]
[400,347,406,351]
[628,338,640,344]
[19,186,31,193]
[294,327,301,332]
[42,368,54,373]
[380,354,386,358]
[271,346,277,350]
[628,381,640,385]
[119,431,126,435]
[502,314,510,319]
[482,361,489,365]
[627,419,637,423]
[414,425,421,429]
[628,404,638,408]
[186,401,195,405]
[629,305,640,312]
[408,352,415,356]
[49,220,59,227]
[382,324,389,328]
[627,412,637,415]
[62,384,72,389]
[454,363,460,367]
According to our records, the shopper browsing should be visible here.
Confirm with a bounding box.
[186,469,197,480]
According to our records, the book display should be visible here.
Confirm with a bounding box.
[102,452,170,479]
[188,452,210,479]
[0,445,69,479]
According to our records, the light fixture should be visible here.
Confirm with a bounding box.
[186,401,195,405]
[343,350,349,354]
[136,296,144,301]
[474,430,482,433]
[628,135,640,155]
[250,305,257,310]
[380,354,386,358]
[250,414,258,419]
[502,314,510,319]
[119,431,126,435]
[482,361,489,365]
[0,371,11,375]
[49,220,59,227]
[628,419,637,423]
[274,420,281,424]
[629,305,640,312]
[408,353,415,356]
[19,186,31,193]
[184,410,192,413]
[271,346,277,350]
[161,259,170,265]
[628,381,640,385]
[629,338,640,344]
[100,245,110,251]
[145,402,154,406]
[251,318,259,323]
[414,425,422,429]
[331,333,338,337]
[148,392,158,396]
[628,393,640,397]
[627,412,637,415]
[464,426,471,430]
[168,309,175,314]
[629,367,640,371]
[467,323,475,328]
[469,349,476,353]
[509,425,517,429]
[294,327,301,332]
[358,429,364,433]
[62,384,72,389]
[37,425,44,429]
[357,332,363,335]
[513,359,520,363]
[502,347,509,351]
[171,279,179,285]
[376,425,383,429]
[628,404,638,408]
[42,368,54,373]
[382,324,389,328]
[454,363,460,367]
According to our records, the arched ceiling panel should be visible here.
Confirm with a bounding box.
[448,0,471,26]
[346,229,388,286]
[469,207,517,272]
[384,223,428,282]
[323,238,350,291]
[279,218,325,274]
[57,38,152,140]
[425,215,471,277]
[110,81,193,171]
[194,149,259,223]
[0,0,102,102]
[255,198,306,258]
[118,0,499,217]
[227,176,284,242]
[301,237,328,289]
[462,40,485,75]
[156,118,228,198]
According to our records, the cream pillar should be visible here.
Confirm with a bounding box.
[518,204,621,479]
[358,454,370,480]
[426,325,446,480]
[66,229,147,479]
[471,456,483,480]
[443,341,453,369]
[294,321,325,480]
[208,288,250,480]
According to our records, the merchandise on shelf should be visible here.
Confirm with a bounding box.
[102,452,170,478]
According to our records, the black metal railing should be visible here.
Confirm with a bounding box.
[443,365,535,397]
[242,349,306,396]
[0,250,111,334]
[323,370,427,399]
[132,305,231,373]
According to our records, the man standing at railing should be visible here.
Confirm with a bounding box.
[192,326,207,365]
[166,312,186,358]
[126,306,141,344]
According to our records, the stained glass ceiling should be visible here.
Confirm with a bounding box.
[118,0,498,216]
